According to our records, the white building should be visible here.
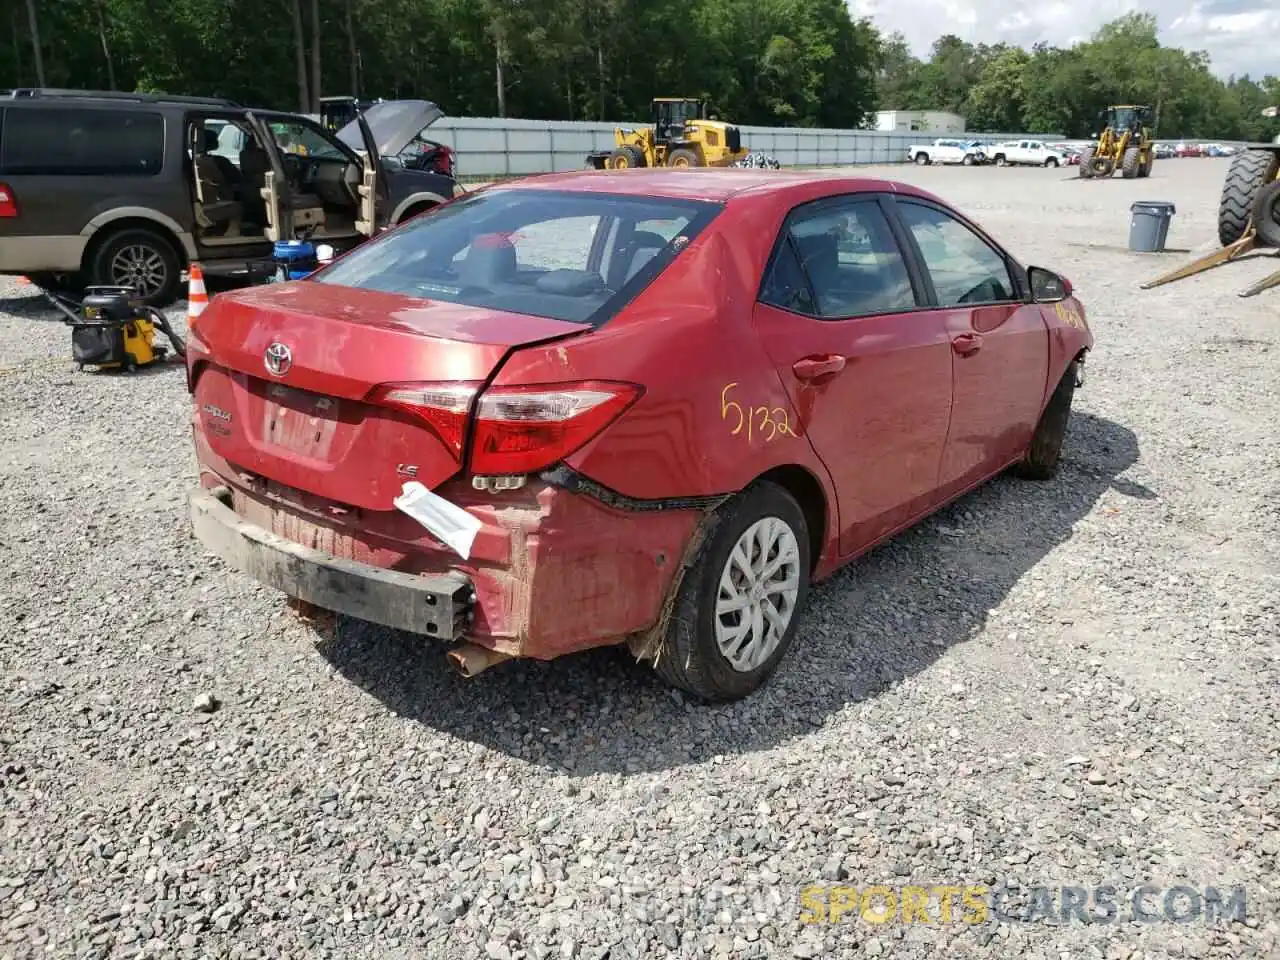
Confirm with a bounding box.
[874,110,966,134]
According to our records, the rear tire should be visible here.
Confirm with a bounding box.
[1121,146,1141,179]
[1011,364,1078,481]
[1077,147,1095,178]
[666,147,699,168]
[1219,148,1278,247]
[1138,152,1153,178]
[653,482,811,702]
[87,227,182,307]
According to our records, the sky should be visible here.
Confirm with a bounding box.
[849,0,1280,81]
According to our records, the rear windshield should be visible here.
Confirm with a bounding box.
[312,188,723,326]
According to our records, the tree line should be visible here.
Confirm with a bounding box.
[2,2,1277,141]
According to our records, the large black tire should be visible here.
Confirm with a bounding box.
[1137,152,1154,178]
[1219,149,1279,247]
[1089,154,1116,178]
[87,227,182,307]
[607,146,645,169]
[654,481,811,702]
[1011,364,1078,481]
[1251,180,1280,248]
[1077,146,1095,178]
[1121,146,1141,179]
[666,147,699,168]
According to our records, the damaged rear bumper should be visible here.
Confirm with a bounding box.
[189,486,473,639]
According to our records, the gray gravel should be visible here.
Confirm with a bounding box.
[2,158,1279,959]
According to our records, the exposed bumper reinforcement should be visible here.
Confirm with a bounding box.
[188,486,473,639]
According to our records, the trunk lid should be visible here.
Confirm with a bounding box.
[190,282,590,509]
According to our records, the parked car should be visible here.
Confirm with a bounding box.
[184,168,1093,702]
[333,99,456,179]
[0,89,464,305]
[1153,143,1177,160]
[990,139,1070,167]
[908,138,987,166]
[1175,142,1203,158]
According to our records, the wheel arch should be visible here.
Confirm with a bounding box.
[390,192,450,225]
[79,208,195,264]
[750,463,829,576]
[80,215,190,281]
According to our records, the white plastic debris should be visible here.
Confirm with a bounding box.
[393,481,483,560]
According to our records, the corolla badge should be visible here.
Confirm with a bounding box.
[264,342,292,377]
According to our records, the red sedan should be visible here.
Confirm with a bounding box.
[185,169,1093,702]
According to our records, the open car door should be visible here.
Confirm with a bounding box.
[353,111,390,236]
[245,111,294,243]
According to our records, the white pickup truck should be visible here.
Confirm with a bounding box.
[907,139,986,166]
[989,139,1068,167]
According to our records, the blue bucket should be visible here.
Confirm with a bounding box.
[271,240,318,281]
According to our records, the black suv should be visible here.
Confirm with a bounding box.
[0,89,463,305]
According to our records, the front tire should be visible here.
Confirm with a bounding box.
[1078,147,1096,178]
[1012,364,1078,481]
[914,153,930,165]
[1121,146,1141,179]
[654,482,811,702]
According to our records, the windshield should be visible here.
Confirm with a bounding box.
[1111,108,1142,130]
[265,119,348,161]
[312,189,723,326]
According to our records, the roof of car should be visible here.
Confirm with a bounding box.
[492,168,938,204]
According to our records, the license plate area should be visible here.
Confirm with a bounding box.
[262,382,341,458]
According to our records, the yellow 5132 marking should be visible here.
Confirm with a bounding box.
[720,382,798,442]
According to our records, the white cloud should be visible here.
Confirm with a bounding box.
[850,0,1280,80]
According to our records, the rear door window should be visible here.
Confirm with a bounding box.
[0,108,164,176]
[761,199,918,319]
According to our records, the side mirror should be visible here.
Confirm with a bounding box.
[1028,266,1070,303]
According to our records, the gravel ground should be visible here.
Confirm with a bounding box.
[2,158,1278,960]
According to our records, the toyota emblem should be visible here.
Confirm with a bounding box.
[264,342,292,377]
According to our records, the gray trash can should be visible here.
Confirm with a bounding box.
[1129,201,1176,252]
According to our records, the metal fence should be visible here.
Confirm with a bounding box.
[429,116,1068,178]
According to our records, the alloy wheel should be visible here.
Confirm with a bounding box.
[714,516,802,672]
[110,243,168,298]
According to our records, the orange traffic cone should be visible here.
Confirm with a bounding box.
[187,263,209,323]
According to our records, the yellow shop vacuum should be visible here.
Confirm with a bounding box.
[45,286,186,371]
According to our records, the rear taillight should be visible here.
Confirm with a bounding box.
[372,380,641,476]
[0,183,18,218]
[373,382,480,458]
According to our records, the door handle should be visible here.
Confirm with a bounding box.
[951,333,983,356]
[793,354,846,380]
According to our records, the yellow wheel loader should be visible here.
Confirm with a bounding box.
[586,98,749,170]
[1078,105,1155,180]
